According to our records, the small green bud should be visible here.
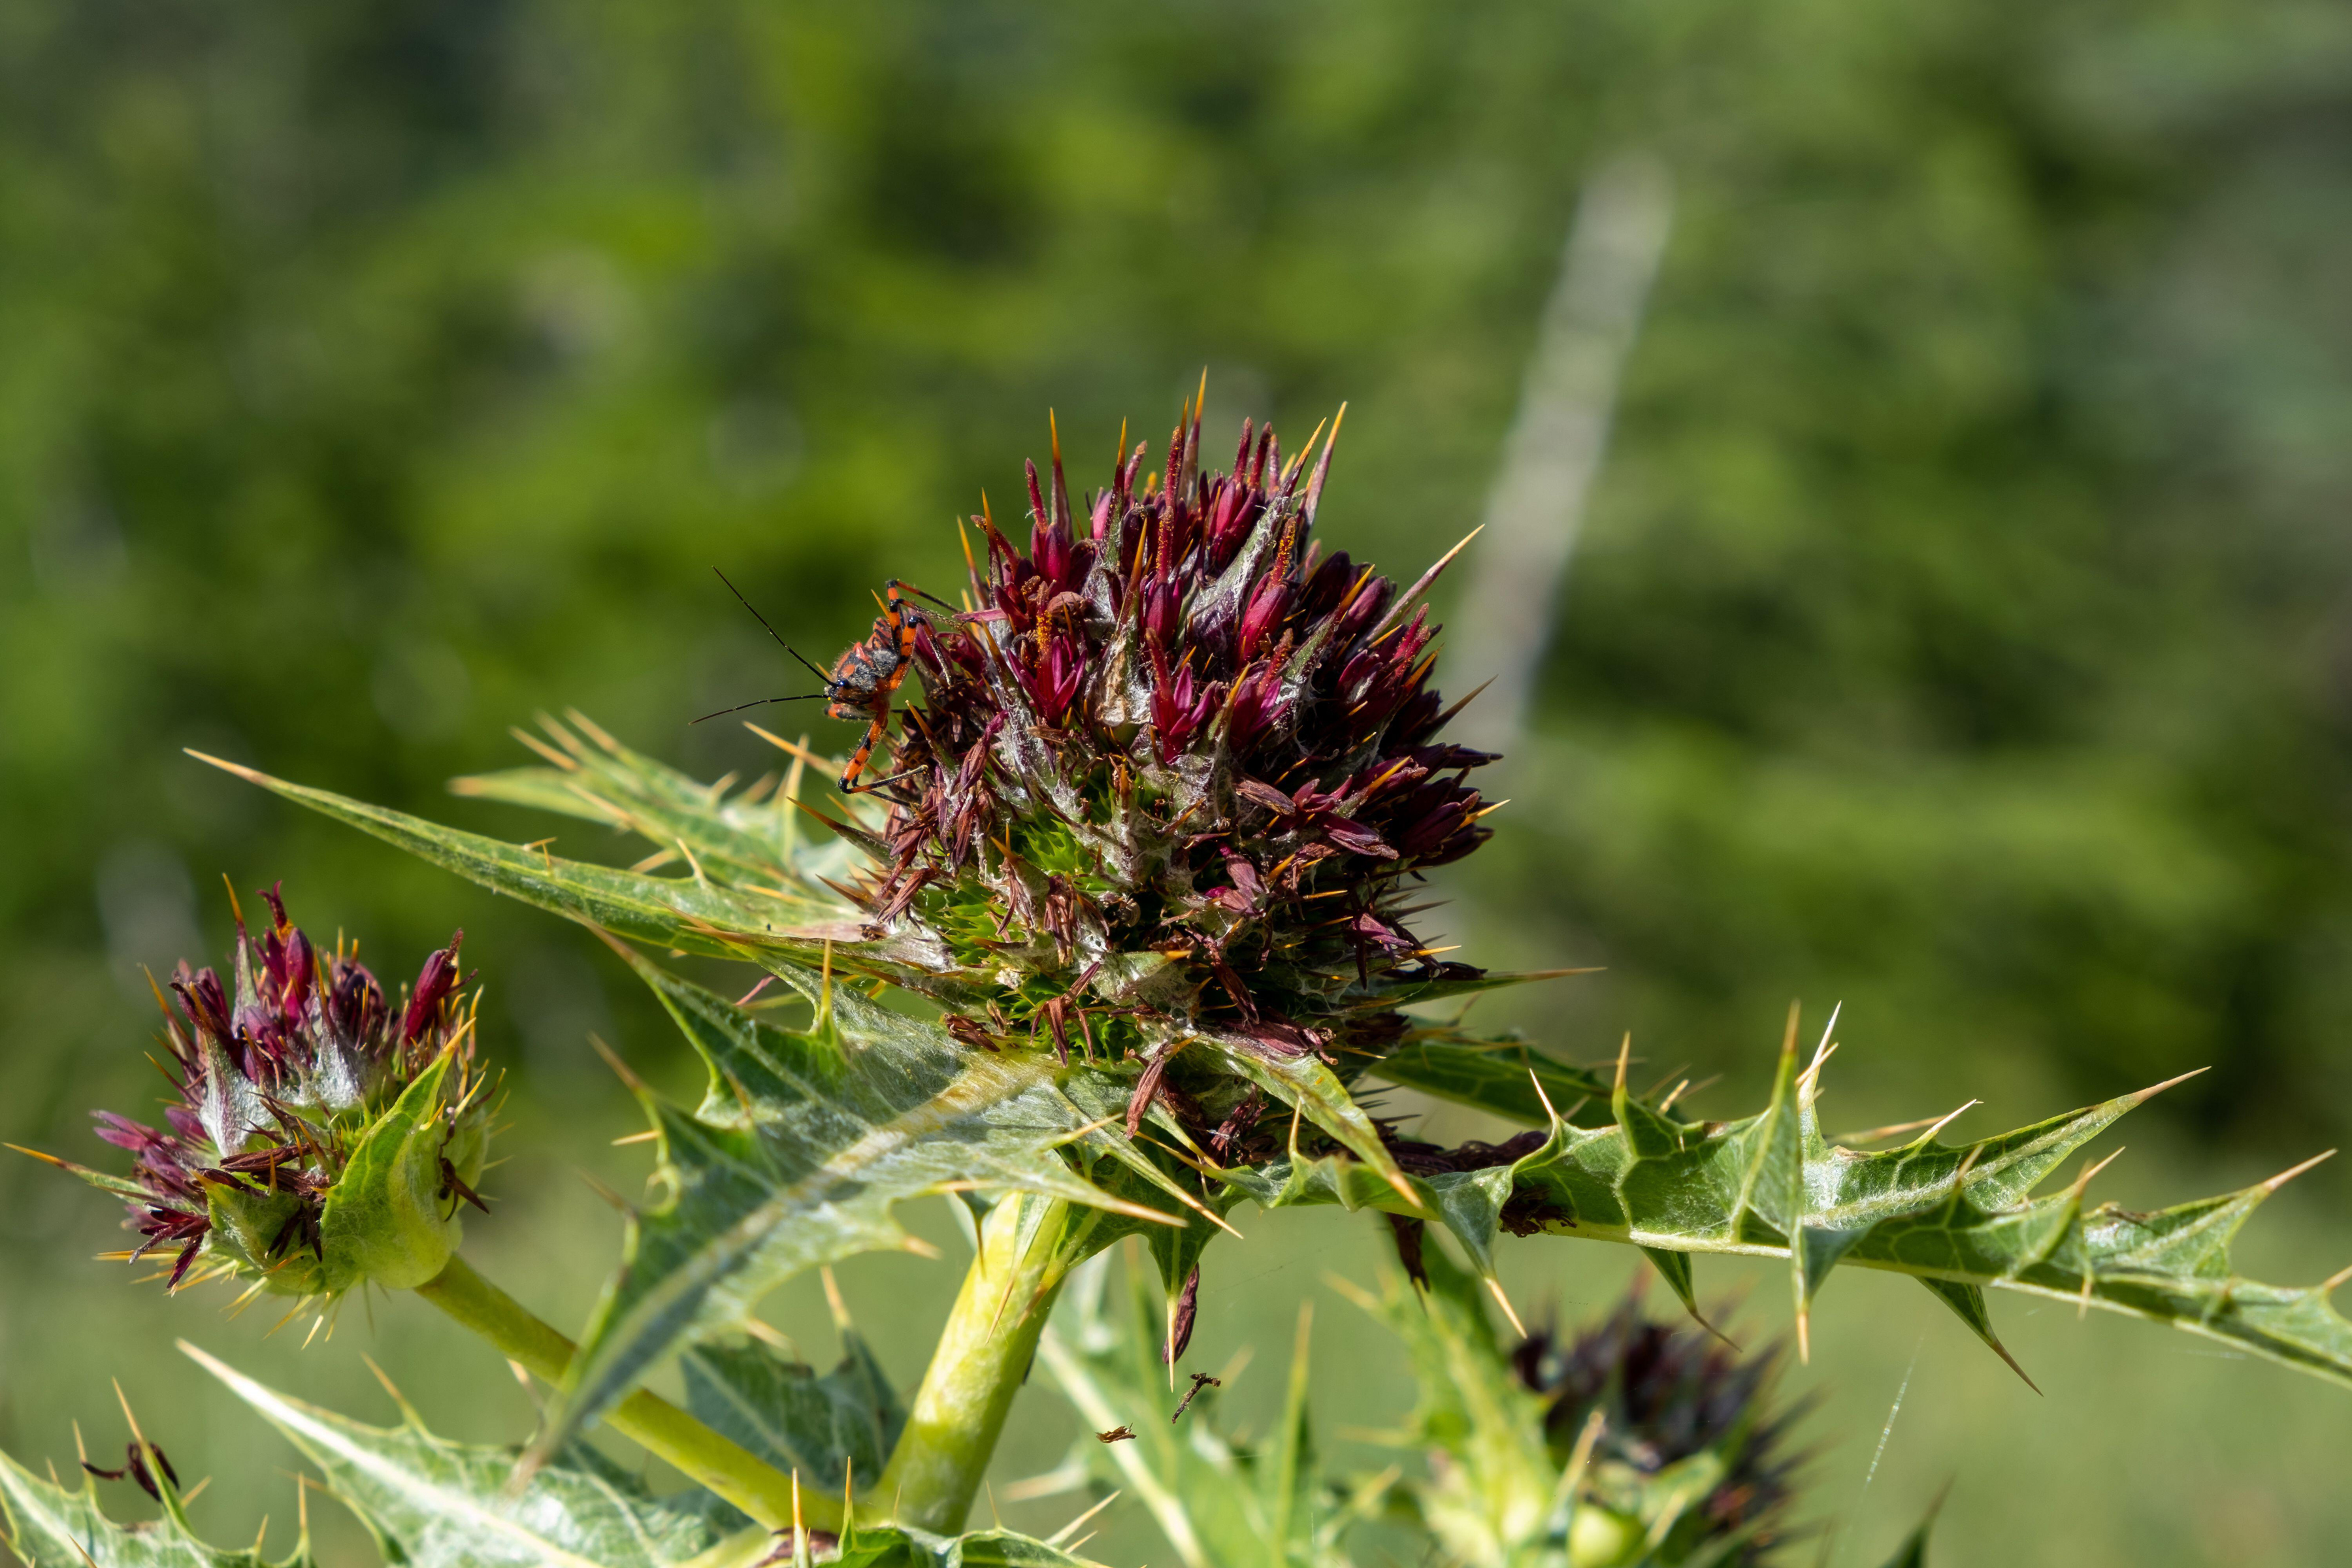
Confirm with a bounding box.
[1567,1505,1645,1568]
[1518,1288,1801,1567]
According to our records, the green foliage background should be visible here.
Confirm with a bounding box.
[3,2,2348,1565]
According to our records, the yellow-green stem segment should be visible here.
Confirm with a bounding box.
[416,1253,838,1533]
[878,1194,1077,1533]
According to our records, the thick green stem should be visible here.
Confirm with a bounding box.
[877,1194,1078,1533]
[416,1254,836,1532]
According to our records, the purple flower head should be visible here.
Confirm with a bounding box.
[60,886,492,1301]
[813,399,1497,1108]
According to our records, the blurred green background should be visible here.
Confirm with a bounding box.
[4,1,2349,1563]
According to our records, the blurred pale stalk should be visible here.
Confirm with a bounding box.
[1454,151,1674,757]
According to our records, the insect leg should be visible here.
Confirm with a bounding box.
[837,711,887,794]
[887,581,916,655]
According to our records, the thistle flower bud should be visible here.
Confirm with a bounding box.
[1513,1290,1803,1566]
[32,885,492,1301]
[843,406,1495,1116]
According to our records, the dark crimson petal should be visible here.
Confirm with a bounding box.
[1224,665,1288,754]
[172,966,231,1043]
[1229,1017,1328,1058]
[1126,1051,1173,1135]
[1347,911,1418,951]
[1143,578,1181,647]
[1032,517,1073,587]
[1321,816,1396,858]
[93,1111,165,1152]
[1413,743,1501,772]
[1300,550,1357,620]
[325,956,376,1048]
[259,924,293,997]
[1237,574,1291,663]
[165,1237,204,1290]
[1390,688,1446,748]
[1164,1266,1201,1364]
[1024,458,1050,531]
[1397,800,1474,859]
[1235,777,1294,817]
[1337,644,1386,704]
[400,933,465,1045]
[280,924,316,1013]
[1335,573,1392,640]
[1203,480,1260,567]
[1223,855,1265,902]
[1418,823,1493,866]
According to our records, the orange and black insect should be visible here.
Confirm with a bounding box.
[698,570,953,794]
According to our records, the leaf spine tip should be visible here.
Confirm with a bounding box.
[1482,1273,1528,1338]
[2070,1145,2127,1195]
[821,1265,851,1330]
[2129,1065,2212,1103]
[1526,1066,1563,1128]
[1904,1099,1979,1150]
[2261,1147,2336,1192]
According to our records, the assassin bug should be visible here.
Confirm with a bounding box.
[697,570,955,794]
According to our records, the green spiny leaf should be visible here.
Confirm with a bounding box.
[1913,1278,2036,1391]
[189,751,968,996]
[451,712,851,889]
[940,1532,1109,1567]
[1367,1028,1616,1128]
[0,1440,312,1568]
[183,1342,759,1568]
[1222,1026,2352,1392]
[821,1520,1113,1568]
[1205,1039,1419,1210]
[539,948,1182,1467]
[679,1331,904,1494]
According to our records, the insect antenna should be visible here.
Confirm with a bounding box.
[691,694,825,725]
[707,566,839,717]
[713,568,798,654]
[896,581,962,613]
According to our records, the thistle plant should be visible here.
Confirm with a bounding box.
[9,399,2351,1568]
